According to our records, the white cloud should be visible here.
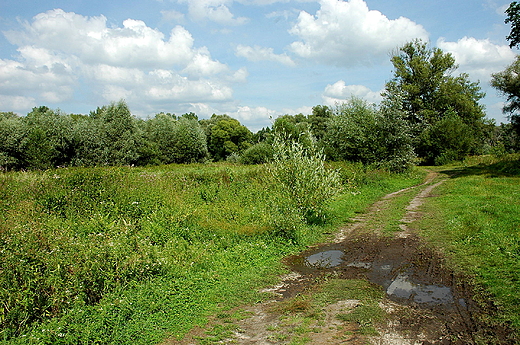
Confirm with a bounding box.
[5,10,220,70]
[177,0,249,25]
[437,36,516,82]
[161,10,186,23]
[0,9,241,114]
[281,105,313,115]
[0,95,36,111]
[288,0,429,66]
[322,80,382,105]
[235,45,296,66]
[231,105,278,131]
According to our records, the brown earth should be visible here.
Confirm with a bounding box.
[168,172,514,345]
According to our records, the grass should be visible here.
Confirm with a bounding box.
[417,154,520,340]
[0,161,423,344]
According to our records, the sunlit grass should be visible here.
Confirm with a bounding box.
[418,154,520,339]
[0,162,423,344]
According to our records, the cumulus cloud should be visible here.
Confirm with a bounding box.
[288,0,429,66]
[436,37,516,82]
[235,45,296,66]
[4,10,226,71]
[322,81,382,105]
[0,95,36,111]
[0,9,240,114]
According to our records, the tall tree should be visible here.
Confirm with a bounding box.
[491,2,520,138]
[383,39,486,163]
[506,1,520,48]
[491,56,520,137]
[200,114,252,161]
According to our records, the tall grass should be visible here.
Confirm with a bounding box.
[0,161,423,344]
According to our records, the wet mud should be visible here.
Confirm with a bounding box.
[285,234,512,344]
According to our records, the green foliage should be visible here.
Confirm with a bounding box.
[491,55,520,138]
[0,114,24,170]
[418,110,475,165]
[95,101,144,166]
[21,107,74,170]
[0,161,424,344]
[506,1,520,48]
[169,117,208,163]
[201,114,253,161]
[383,39,487,161]
[145,115,208,164]
[324,97,416,171]
[271,114,313,146]
[69,115,105,167]
[269,133,343,225]
[239,142,274,164]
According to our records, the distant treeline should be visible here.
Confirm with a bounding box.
[0,98,517,172]
[1,40,519,171]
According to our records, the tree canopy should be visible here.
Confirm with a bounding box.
[383,39,487,163]
[506,1,520,48]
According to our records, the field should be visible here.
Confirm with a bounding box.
[0,162,424,344]
[1,155,519,344]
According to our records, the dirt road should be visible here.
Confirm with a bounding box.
[172,172,513,344]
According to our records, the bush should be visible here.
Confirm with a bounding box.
[268,133,343,224]
[239,142,274,164]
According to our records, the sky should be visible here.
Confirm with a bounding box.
[0,0,517,131]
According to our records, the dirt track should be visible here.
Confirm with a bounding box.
[171,172,513,344]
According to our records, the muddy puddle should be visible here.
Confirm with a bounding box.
[288,236,459,308]
[284,234,514,344]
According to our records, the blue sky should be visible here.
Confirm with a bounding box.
[0,0,517,131]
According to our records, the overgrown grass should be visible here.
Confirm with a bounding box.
[0,162,423,344]
[417,154,520,340]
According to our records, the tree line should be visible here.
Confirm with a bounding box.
[1,39,518,172]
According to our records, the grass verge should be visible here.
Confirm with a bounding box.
[417,154,520,340]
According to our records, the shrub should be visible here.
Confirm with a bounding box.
[239,142,274,164]
[268,133,342,224]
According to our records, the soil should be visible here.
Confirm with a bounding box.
[168,172,515,345]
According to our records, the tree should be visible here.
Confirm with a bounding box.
[308,105,332,141]
[418,110,475,165]
[506,1,520,48]
[324,97,415,171]
[491,55,520,138]
[92,100,144,166]
[383,39,487,162]
[0,113,24,170]
[200,115,252,161]
[169,117,208,163]
[21,106,74,169]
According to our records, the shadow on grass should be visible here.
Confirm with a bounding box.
[439,156,520,179]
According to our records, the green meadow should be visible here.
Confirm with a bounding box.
[0,162,423,344]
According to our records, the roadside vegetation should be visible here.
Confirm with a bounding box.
[0,155,424,344]
[1,30,520,344]
[418,154,520,334]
